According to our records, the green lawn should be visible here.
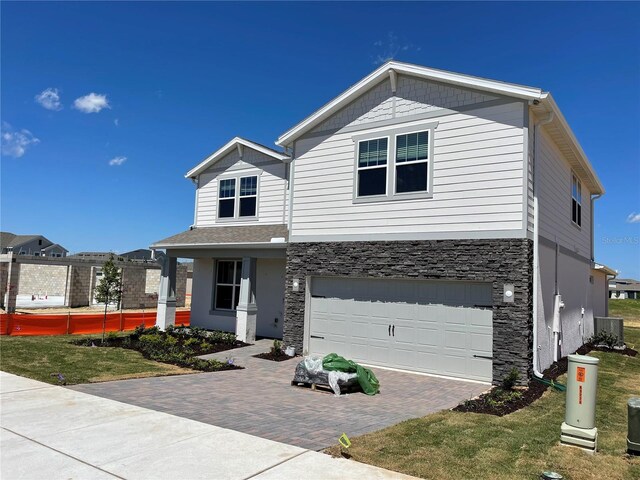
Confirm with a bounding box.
[610,299,640,328]
[0,335,194,384]
[326,326,640,480]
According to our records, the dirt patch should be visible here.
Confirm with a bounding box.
[253,352,295,362]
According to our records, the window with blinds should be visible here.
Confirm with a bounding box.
[357,137,388,197]
[395,131,429,193]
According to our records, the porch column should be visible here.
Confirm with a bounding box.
[235,257,257,343]
[3,258,20,312]
[155,253,177,330]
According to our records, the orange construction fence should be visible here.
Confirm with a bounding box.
[0,310,190,336]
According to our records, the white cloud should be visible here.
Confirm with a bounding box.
[627,212,640,224]
[114,118,119,127]
[1,122,40,158]
[372,31,421,65]
[35,88,62,111]
[74,93,110,113]
[109,156,127,166]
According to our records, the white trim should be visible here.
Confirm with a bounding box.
[357,363,491,386]
[276,60,544,147]
[290,229,527,243]
[216,174,260,221]
[571,171,582,228]
[153,241,288,249]
[393,129,430,195]
[355,135,390,198]
[186,137,290,178]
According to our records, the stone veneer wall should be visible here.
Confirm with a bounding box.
[284,239,533,385]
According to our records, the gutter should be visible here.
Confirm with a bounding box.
[532,111,554,378]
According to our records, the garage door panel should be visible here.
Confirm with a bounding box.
[309,277,493,383]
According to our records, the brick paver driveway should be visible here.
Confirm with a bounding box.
[70,356,488,451]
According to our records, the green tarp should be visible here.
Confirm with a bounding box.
[322,353,380,395]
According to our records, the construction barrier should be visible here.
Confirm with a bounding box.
[0,310,190,336]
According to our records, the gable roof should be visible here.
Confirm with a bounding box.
[0,232,50,250]
[275,60,604,194]
[41,243,68,253]
[185,137,290,179]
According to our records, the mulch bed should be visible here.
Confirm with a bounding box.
[253,351,294,362]
[453,342,638,417]
[77,336,248,356]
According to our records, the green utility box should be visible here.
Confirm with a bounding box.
[561,354,599,453]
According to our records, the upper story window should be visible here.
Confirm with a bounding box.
[217,175,258,220]
[395,131,429,194]
[218,179,236,218]
[355,124,434,202]
[571,173,582,227]
[357,138,388,197]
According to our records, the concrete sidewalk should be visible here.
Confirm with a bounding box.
[0,372,416,480]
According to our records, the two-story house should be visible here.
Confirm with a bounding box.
[152,61,605,385]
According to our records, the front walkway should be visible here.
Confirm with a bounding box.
[0,372,416,480]
[70,347,488,451]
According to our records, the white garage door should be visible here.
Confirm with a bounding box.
[309,277,493,382]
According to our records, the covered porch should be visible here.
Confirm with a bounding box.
[151,225,287,343]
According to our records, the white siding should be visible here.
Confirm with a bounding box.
[292,100,526,239]
[311,76,498,134]
[537,128,591,256]
[195,148,288,227]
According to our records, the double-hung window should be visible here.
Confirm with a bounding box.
[571,173,582,227]
[218,179,236,218]
[239,176,257,217]
[214,260,242,310]
[355,126,432,201]
[217,175,258,219]
[357,138,388,197]
[395,131,429,193]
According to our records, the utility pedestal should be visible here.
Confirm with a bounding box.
[560,354,599,454]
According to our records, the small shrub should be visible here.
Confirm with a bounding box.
[271,339,283,355]
[485,388,523,408]
[501,367,520,391]
[589,330,619,349]
[138,333,166,357]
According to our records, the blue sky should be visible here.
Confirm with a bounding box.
[1,2,639,277]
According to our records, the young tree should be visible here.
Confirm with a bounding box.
[94,254,122,343]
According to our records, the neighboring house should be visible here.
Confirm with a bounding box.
[153,61,607,385]
[0,232,68,257]
[71,249,153,261]
[592,263,617,316]
[609,278,640,300]
[121,249,153,260]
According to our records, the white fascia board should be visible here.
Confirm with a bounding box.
[150,241,288,249]
[594,263,617,276]
[542,94,605,195]
[185,137,290,179]
[276,61,545,147]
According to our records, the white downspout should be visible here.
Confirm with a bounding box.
[532,111,554,377]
